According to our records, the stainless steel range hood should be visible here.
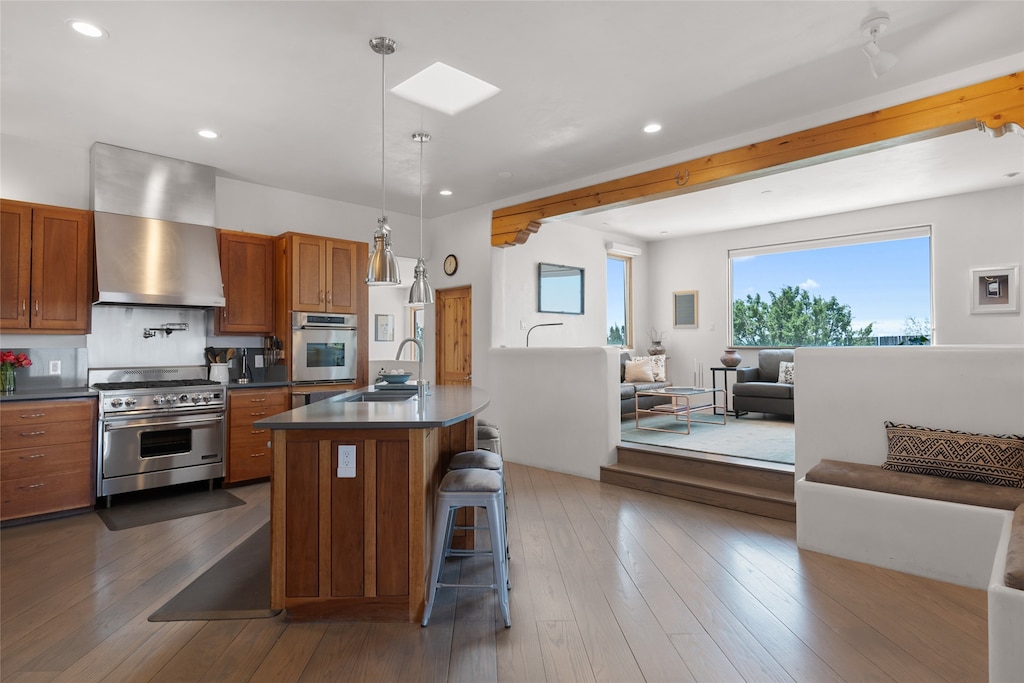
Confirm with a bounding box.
[91,143,225,307]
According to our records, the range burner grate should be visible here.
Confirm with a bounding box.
[93,379,220,391]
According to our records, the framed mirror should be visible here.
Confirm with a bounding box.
[538,262,585,314]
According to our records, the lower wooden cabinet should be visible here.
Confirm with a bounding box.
[0,398,96,522]
[226,386,289,484]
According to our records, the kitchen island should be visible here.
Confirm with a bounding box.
[254,385,489,622]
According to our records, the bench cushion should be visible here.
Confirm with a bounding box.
[806,459,1024,511]
[1006,504,1024,591]
[881,422,1024,488]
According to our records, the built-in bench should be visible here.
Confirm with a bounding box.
[793,346,1024,683]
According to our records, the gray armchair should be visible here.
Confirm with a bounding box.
[732,349,795,417]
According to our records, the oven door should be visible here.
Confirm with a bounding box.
[101,412,225,480]
[291,326,357,383]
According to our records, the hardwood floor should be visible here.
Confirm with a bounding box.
[1,463,986,682]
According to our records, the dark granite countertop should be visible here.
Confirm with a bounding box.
[254,385,489,430]
[0,386,97,402]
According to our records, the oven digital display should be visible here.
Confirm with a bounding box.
[305,342,346,368]
[140,428,192,458]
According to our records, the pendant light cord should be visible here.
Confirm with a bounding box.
[419,133,424,255]
[380,47,387,219]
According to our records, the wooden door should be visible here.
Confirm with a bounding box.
[290,234,326,311]
[216,231,275,334]
[0,201,32,330]
[435,286,472,386]
[29,206,92,333]
[325,239,357,313]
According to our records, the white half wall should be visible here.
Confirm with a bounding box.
[486,346,619,480]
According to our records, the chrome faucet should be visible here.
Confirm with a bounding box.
[395,337,426,399]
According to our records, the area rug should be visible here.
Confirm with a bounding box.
[149,523,280,621]
[96,486,245,531]
[621,413,795,465]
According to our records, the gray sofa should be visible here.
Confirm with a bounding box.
[619,352,670,415]
[732,349,795,417]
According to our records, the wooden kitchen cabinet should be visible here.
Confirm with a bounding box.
[215,230,275,335]
[0,199,93,334]
[282,233,363,314]
[225,386,290,484]
[0,398,96,522]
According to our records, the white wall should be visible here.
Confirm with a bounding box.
[647,185,1024,385]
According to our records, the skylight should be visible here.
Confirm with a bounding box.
[391,62,500,116]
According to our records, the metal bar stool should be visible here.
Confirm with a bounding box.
[422,468,511,628]
[448,448,509,562]
[476,418,501,455]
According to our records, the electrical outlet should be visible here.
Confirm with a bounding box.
[48,360,61,375]
[254,354,264,368]
[337,445,356,478]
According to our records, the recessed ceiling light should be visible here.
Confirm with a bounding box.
[643,123,662,134]
[197,129,219,139]
[67,19,106,38]
[392,62,500,116]
[439,189,453,196]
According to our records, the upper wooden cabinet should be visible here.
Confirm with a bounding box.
[215,230,275,335]
[0,199,93,334]
[284,233,362,314]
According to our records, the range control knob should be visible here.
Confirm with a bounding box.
[153,395,166,405]
[110,397,124,408]
[178,393,190,403]
[124,396,137,407]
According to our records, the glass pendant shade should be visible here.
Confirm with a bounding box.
[366,218,401,286]
[408,257,434,305]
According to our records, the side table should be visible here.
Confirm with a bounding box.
[710,366,748,418]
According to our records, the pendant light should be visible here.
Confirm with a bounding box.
[408,131,434,305]
[366,36,401,286]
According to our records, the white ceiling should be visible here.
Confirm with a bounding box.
[2,1,1022,239]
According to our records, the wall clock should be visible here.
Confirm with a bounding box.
[443,254,458,276]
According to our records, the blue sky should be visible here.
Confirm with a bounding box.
[732,237,932,336]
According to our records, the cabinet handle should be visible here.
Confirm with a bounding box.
[249,398,267,403]
[34,300,40,315]
[19,482,45,491]
[249,452,266,458]
[19,430,46,437]
[250,411,267,417]
[327,291,332,304]
[251,428,267,435]
[20,412,46,419]
[21,300,27,313]
[222,309,227,321]
[319,289,325,303]
[20,453,46,460]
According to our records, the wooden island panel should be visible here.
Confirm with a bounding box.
[271,420,469,622]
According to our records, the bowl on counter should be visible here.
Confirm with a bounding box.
[380,373,413,384]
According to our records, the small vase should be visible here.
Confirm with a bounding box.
[1,366,15,394]
[720,349,742,367]
[648,341,665,356]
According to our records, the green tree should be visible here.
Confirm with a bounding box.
[732,285,874,347]
[607,324,626,346]
[900,316,931,345]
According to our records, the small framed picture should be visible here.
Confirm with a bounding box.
[673,290,698,327]
[375,313,395,341]
[970,266,1019,314]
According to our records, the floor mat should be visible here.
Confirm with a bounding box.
[621,412,794,465]
[96,486,245,531]
[149,522,280,621]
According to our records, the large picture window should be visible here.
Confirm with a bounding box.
[730,227,932,347]
[607,255,632,346]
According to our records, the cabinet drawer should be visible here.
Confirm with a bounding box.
[227,430,273,482]
[230,406,284,425]
[232,423,273,445]
[0,419,93,450]
[1,399,95,426]
[1,441,92,480]
[0,469,93,521]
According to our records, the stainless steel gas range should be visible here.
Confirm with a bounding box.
[90,366,226,504]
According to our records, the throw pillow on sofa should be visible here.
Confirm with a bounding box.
[624,358,655,383]
[778,360,795,384]
[632,355,666,382]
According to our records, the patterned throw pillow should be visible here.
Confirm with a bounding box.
[778,360,795,384]
[632,355,666,382]
[881,421,1024,488]
[624,358,654,383]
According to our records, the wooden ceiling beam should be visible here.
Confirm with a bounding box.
[491,73,1024,247]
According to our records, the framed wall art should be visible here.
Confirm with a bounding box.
[673,290,698,327]
[970,266,1019,314]
[375,313,395,341]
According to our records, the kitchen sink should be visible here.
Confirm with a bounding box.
[347,391,417,403]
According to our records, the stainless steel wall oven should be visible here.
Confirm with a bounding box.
[291,312,358,384]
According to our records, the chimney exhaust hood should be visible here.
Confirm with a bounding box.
[91,143,225,308]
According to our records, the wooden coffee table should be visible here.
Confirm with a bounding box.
[635,387,726,434]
